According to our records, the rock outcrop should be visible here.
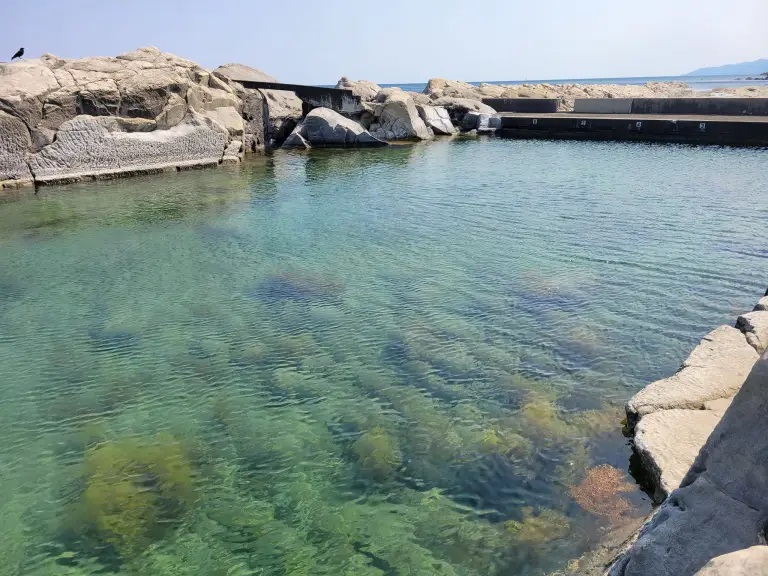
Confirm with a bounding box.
[213,63,302,147]
[369,89,432,141]
[335,77,381,102]
[431,97,497,126]
[0,47,268,187]
[610,352,768,576]
[416,105,455,135]
[283,108,387,148]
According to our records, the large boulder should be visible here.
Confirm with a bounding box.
[213,63,302,147]
[431,96,497,126]
[0,47,270,185]
[416,105,456,135]
[335,77,381,102]
[369,89,432,141]
[283,108,386,148]
[736,310,768,353]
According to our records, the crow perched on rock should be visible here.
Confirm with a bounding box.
[11,47,24,60]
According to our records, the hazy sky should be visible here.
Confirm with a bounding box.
[5,0,768,84]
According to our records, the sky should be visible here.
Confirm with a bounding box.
[4,0,768,85]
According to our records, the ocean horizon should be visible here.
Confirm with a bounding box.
[367,74,767,93]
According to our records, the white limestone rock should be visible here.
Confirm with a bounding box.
[0,111,33,184]
[416,105,456,135]
[626,326,758,423]
[27,112,228,183]
[634,408,723,500]
[369,90,432,141]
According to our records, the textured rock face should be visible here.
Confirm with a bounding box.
[416,105,455,135]
[335,77,381,101]
[0,47,269,186]
[695,546,768,575]
[213,63,302,147]
[285,108,387,148]
[755,296,768,311]
[431,97,497,126]
[369,90,432,140]
[28,113,228,182]
[611,355,768,576]
[0,111,33,185]
[626,325,758,424]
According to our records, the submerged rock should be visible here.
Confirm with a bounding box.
[251,270,345,303]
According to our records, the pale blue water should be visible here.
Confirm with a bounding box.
[0,139,766,575]
[382,74,765,93]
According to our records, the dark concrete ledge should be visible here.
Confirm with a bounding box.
[482,98,558,113]
[498,115,768,147]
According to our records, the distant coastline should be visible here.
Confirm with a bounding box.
[374,74,766,94]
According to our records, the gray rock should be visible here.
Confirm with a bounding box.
[155,93,187,129]
[755,296,768,311]
[300,108,387,147]
[27,112,227,183]
[695,546,768,575]
[736,310,768,353]
[626,325,758,426]
[281,128,311,149]
[611,355,768,576]
[0,110,33,184]
[431,96,497,126]
[416,105,456,135]
[369,90,432,141]
[214,63,301,147]
[335,77,381,101]
[633,408,723,500]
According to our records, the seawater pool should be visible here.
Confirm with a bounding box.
[0,138,765,575]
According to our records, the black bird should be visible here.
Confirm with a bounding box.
[11,47,24,60]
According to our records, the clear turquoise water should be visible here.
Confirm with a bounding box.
[0,138,766,575]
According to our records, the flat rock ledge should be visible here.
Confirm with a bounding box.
[609,290,768,576]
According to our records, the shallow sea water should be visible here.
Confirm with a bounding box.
[0,138,765,575]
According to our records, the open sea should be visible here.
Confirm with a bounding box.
[0,138,766,575]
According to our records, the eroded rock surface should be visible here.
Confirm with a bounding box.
[417,105,456,135]
[0,47,270,186]
[335,77,381,102]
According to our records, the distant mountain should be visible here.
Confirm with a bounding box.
[686,59,768,76]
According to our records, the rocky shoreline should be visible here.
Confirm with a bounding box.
[602,289,768,575]
[6,47,768,190]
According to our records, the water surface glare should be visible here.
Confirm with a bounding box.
[0,138,765,575]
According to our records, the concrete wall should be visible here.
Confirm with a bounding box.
[573,98,634,114]
[497,116,768,146]
[482,98,558,113]
[631,98,768,116]
[234,80,361,114]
